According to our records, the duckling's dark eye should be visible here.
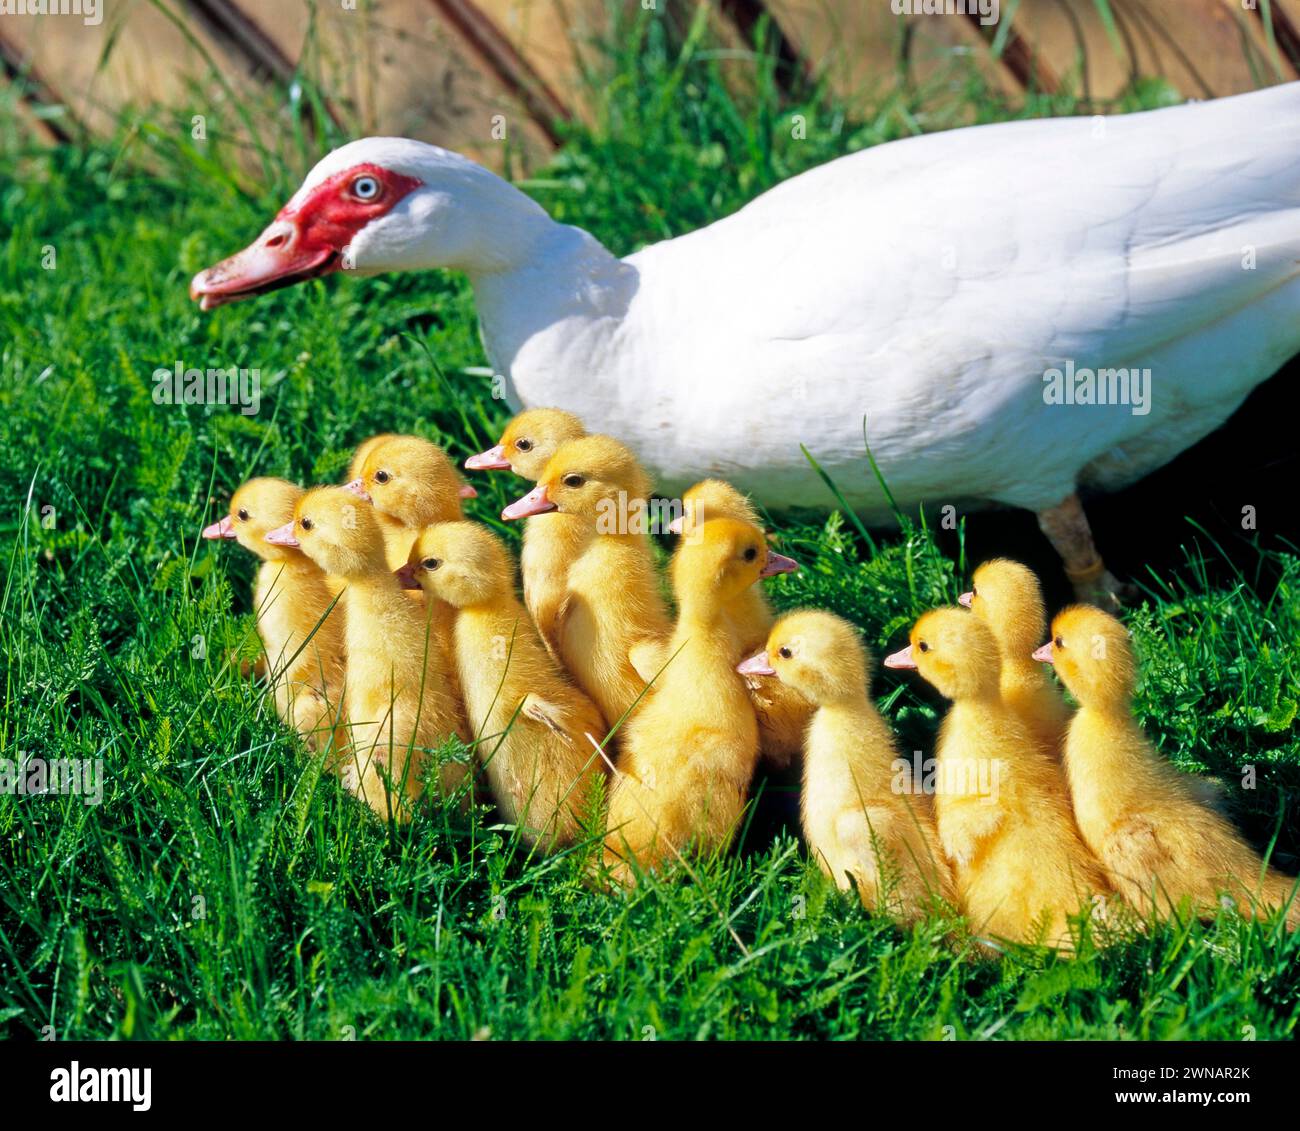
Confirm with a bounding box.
[743,546,758,562]
[300,517,313,532]
[918,641,929,653]
[422,558,441,571]
[374,469,390,484]
[970,587,977,598]
[1054,636,1064,649]
[516,439,533,452]
[562,473,584,489]
[778,646,792,659]
[236,509,249,522]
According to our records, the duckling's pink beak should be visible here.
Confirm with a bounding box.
[502,484,556,521]
[1032,642,1054,664]
[666,515,685,535]
[760,550,799,578]
[202,515,237,540]
[458,483,478,499]
[394,562,422,590]
[958,591,973,608]
[736,651,776,677]
[264,521,299,547]
[343,478,371,503]
[465,444,511,471]
[883,644,917,670]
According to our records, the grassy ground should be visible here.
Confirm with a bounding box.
[1,8,1298,1040]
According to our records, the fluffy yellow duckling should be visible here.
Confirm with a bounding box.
[465,408,588,653]
[634,478,810,770]
[502,434,670,728]
[959,559,1070,759]
[1038,606,1298,929]
[399,521,606,849]
[603,518,797,885]
[203,478,346,755]
[347,434,477,569]
[739,610,955,922]
[886,609,1111,949]
[266,488,468,822]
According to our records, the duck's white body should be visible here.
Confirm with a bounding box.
[469,82,1300,517]
[193,83,1300,576]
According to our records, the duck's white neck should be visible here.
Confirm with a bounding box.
[465,214,638,411]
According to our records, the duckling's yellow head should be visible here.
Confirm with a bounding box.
[1036,605,1136,710]
[268,486,387,579]
[743,609,867,706]
[354,435,474,528]
[962,558,1047,657]
[468,408,587,481]
[205,478,305,563]
[672,517,797,611]
[400,521,513,608]
[347,433,398,482]
[885,608,1001,702]
[670,478,761,537]
[504,434,651,525]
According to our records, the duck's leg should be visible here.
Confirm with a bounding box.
[1035,493,1130,609]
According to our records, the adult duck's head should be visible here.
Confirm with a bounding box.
[190,138,550,310]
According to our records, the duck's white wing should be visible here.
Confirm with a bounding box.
[628,83,1300,511]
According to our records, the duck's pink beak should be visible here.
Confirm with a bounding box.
[760,550,799,578]
[666,515,685,535]
[883,644,917,670]
[736,651,776,677]
[202,515,237,540]
[189,220,342,312]
[394,562,422,591]
[343,478,371,503]
[458,483,478,499]
[465,444,511,471]
[958,591,973,608]
[264,521,300,547]
[502,484,556,521]
[1032,642,1055,664]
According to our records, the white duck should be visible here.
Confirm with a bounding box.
[191,83,1300,602]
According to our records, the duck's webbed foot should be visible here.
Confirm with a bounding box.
[1035,493,1135,610]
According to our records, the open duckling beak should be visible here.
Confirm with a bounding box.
[1032,641,1055,664]
[465,444,511,471]
[736,651,776,677]
[202,515,237,540]
[343,478,372,503]
[759,550,799,578]
[502,483,557,520]
[394,562,422,591]
[958,591,973,608]
[883,644,917,670]
[264,522,300,547]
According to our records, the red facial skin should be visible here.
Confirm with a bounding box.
[189,163,422,309]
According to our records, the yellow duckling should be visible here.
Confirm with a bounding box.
[203,477,345,755]
[502,434,670,729]
[603,518,796,885]
[885,609,1111,949]
[266,488,468,822]
[465,408,588,654]
[1038,606,1298,929]
[399,521,606,849]
[738,610,955,922]
[347,434,477,570]
[959,558,1070,759]
[635,478,810,770]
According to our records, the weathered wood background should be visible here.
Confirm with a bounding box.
[3,0,1297,168]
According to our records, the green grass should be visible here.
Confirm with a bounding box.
[1,6,1297,1041]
